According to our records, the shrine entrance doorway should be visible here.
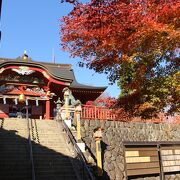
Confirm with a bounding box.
[9,104,31,118]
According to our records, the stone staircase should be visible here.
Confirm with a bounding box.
[0,118,80,180]
[31,119,78,180]
[0,118,31,180]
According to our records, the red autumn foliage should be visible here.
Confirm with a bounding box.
[61,0,179,81]
[61,0,180,117]
[86,94,116,108]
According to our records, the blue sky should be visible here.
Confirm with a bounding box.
[0,0,120,97]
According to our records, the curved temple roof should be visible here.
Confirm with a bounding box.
[0,56,107,92]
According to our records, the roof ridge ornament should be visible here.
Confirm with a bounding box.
[22,50,28,60]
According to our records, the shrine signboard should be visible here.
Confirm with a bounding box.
[125,145,160,176]
[161,146,180,173]
[124,142,180,179]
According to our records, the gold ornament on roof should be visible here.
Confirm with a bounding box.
[22,50,28,60]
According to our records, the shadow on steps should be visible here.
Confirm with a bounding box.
[0,126,86,180]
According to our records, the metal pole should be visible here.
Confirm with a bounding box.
[26,106,36,180]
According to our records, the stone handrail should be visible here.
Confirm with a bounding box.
[60,120,95,180]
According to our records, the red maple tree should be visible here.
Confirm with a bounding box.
[61,0,180,116]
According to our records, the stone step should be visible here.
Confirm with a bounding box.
[33,148,70,152]
[0,145,29,149]
[35,121,57,124]
[34,162,73,167]
[33,136,65,140]
[32,145,68,150]
[0,165,30,170]
[34,149,72,155]
[2,128,28,130]
[34,133,66,136]
[33,133,64,136]
[34,158,71,163]
[0,161,30,166]
[0,141,28,145]
[32,143,70,149]
[0,136,29,139]
[34,161,72,167]
[0,173,31,179]
[0,153,28,157]
[0,177,31,180]
[0,138,28,141]
[33,156,70,161]
[35,165,75,170]
[3,122,28,124]
[33,135,63,138]
[35,175,77,180]
[33,125,59,129]
[0,152,28,156]
[35,170,77,176]
[33,141,66,145]
[0,136,28,139]
[3,124,28,126]
[0,157,29,161]
[0,139,28,142]
[35,139,65,143]
[3,123,28,125]
[0,130,28,134]
[35,134,66,137]
[34,144,66,148]
[2,127,28,129]
[0,172,30,178]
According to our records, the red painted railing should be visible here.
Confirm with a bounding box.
[81,105,116,120]
[81,105,180,124]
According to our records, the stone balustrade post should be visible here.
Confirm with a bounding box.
[63,88,70,120]
[93,127,103,177]
[75,103,82,142]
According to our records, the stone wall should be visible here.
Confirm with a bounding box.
[80,119,180,180]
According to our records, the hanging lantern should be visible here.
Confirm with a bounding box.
[19,94,26,102]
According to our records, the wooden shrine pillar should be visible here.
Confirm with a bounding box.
[45,99,50,120]
[45,83,51,120]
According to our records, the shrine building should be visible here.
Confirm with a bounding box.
[0,53,106,119]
